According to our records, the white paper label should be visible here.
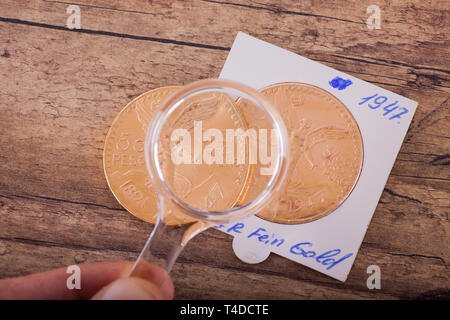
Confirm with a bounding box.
[217,32,418,282]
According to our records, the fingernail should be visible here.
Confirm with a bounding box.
[94,278,160,300]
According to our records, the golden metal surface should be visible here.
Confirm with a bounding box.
[239,82,364,224]
[160,91,251,212]
[103,86,193,225]
[104,87,250,225]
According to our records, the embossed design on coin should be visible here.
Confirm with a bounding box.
[104,87,250,225]
[103,86,193,225]
[239,83,364,224]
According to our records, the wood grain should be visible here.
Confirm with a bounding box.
[0,0,448,299]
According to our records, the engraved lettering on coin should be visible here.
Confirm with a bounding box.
[104,86,194,225]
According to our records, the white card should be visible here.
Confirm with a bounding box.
[216,32,418,281]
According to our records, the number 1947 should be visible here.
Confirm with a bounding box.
[358,93,409,122]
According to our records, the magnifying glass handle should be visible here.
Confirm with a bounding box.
[128,215,213,279]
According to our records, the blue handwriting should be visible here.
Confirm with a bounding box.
[358,93,409,123]
[290,242,353,270]
[247,227,285,247]
[215,223,354,271]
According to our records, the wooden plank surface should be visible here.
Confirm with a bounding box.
[0,0,449,299]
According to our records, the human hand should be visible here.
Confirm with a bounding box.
[0,261,174,300]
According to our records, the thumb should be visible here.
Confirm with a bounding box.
[91,277,168,300]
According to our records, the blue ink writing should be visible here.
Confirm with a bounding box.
[358,93,409,123]
[248,228,285,247]
[290,242,353,270]
[329,76,353,90]
[215,222,354,271]
[227,223,245,234]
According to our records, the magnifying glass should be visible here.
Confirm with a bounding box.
[129,79,289,281]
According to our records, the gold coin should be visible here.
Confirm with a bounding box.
[103,87,250,225]
[238,82,364,224]
[103,86,195,225]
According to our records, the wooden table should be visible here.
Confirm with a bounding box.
[0,0,448,299]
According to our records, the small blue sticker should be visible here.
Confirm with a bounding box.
[329,76,352,90]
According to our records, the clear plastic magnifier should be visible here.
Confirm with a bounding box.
[129,79,289,282]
